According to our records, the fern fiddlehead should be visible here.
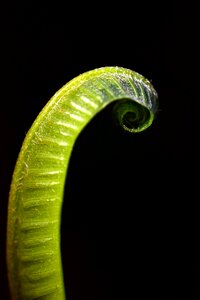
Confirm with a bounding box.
[6,66,158,299]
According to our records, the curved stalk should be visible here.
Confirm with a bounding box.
[6,66,158,299]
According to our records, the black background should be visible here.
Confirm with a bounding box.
[0,1,197,299]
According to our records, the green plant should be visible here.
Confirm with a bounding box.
[6,66,158,299]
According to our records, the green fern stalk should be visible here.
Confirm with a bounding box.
[6,66,158,299]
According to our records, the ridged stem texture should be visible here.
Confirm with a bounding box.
[7,66,158,299]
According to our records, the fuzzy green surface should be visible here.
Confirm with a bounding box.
[7,66,158,299]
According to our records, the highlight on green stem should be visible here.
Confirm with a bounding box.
[6,66,158,299]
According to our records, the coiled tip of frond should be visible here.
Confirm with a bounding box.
[113,99,155,133]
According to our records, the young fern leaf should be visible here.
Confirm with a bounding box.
[6,66,158,299]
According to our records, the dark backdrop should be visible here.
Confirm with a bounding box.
[0,1,197,299]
